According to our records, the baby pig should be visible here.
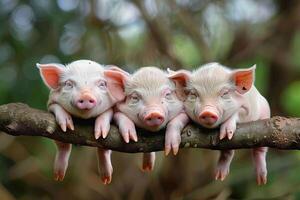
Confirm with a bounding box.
[169,63,270,185]
[105,67,189,171]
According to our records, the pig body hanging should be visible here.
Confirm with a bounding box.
[169,63,270,185]
[37,60,125,184]
[105,67,189,171]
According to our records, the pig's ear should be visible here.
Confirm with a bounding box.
[107,65,130,76]
[104,69,129,102]
[167,69,191,100]
[37,63,64,89]
[231,65,256,94]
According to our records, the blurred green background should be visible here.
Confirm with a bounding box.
[0,0,300,199]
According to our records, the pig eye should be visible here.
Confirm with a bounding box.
[97,80,107,89]
[164,91,172,100]
[188,90,198,101]
[220,89,230,99]
[64,80,74,89]
[130,93,140,104]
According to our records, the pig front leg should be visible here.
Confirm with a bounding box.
[97,148,113,185]
[165,113,189,156]
[114,112,138,143]
[54,141,72,181]
[219,113,238,140]
[142,152,155,172]
[49,104,74,132]
[215,150,234,181]
[94,108,113,139]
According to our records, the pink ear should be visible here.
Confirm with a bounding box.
[107,65,130,76]
[37,63,64,89]
[231,65,256,94]
[167,69,191,100]
[104,69,129,102]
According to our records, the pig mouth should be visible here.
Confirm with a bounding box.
[71,101,95,112]
[200,122,218,128]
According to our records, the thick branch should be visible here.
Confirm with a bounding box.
[0,103,300,153]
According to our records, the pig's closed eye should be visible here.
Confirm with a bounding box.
[130,94,140,104]
[164,91,173,100]
[220,89,230,99]
[188,90,198,101]
[97,80,107,89]
[64,80,74,89]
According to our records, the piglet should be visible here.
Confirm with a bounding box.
[169,63,270,185]
[104,67,189,171]
[37,60,124,184]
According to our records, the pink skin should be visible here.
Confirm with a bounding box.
[37,60,125,184]
[142,152,156,171]
[97,148,113,185]
[106,67,189,171]
[54,141,71,181]
[169,63,270,185]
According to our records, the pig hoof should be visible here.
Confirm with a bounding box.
[256,174,267,185]
[101,176,112,185]
[215,168,229,181]
[59,123,67,132]
[142,164,153,172]
[54,171,65,181]
[227,130,234,140]
[164,147,171,156]
[172,146,179,155]
[94,119,110,139]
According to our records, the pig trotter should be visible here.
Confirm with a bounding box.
[165,126,181,156]
[94,109,113,139]
[49,104,74,132]
[142,152,155,171]
[215,150,234,181]
[253,147,268,185]
[54,141,72,181]
[220,118,237,140]
[97,148,113,185]
[165,113,189,155]
[114,112,138,143]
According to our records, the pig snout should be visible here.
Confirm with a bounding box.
[198,107,219,126]
[75,92,97,110]
[143,112,165,127]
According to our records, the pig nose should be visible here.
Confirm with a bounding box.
[144,112,165,127]
[199,111,218,125]
[76,95,97,110]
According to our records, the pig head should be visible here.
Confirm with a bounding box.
[168,63,256,128]
[105,66,184,131]
[37,60,125,119]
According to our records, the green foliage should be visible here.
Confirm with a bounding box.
[281,81,300,116]
[173,34,201,67]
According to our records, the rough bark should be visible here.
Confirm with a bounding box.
[0,103,300,153]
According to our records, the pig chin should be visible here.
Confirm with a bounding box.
[198,120,220,129]
[140,122,166,132]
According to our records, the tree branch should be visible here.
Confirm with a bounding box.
[0,103,300,152]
